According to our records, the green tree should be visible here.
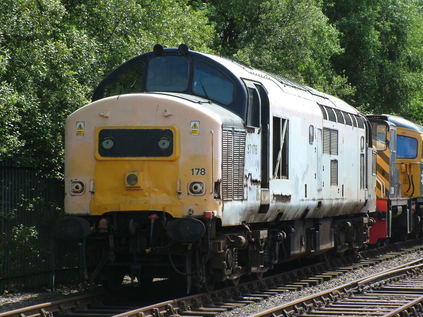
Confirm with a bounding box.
[200,0,353,98]
[323,0,423,123]
[0,0,214,176]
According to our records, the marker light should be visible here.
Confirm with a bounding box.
[126,172,141,189]
[70,180,85,195]
[189,181,205,195]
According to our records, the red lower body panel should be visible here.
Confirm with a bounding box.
[368,200,389,245]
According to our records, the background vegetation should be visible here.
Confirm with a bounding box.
[0,0,422,177]
[0,0,422,290]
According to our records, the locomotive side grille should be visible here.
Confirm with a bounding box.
[222,129,234,200]
[323,128,331,154]
[323,128,338,155]
[222,129,245,200]
[233,130,246,199]
[330,130,338,155]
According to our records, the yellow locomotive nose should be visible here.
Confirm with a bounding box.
[89,125,183,216]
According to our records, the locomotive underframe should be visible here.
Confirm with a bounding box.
[77,211,368,290]
[368,197,423,245]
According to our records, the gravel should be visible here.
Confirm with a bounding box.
[217,249,423,317]
[0,285,85,313]
[1,249,422,315]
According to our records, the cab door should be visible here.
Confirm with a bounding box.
[243,80,270,213]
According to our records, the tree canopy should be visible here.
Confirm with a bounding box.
[323,0,423,121]
[0,0,422,176]
[0,0,213,176]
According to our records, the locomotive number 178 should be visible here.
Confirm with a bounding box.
[191,168,206,176]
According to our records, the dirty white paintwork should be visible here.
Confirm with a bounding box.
[216,56,374,226]
[65,94,226,219]
[65,50,376,228]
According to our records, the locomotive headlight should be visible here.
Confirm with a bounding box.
[70,180,85,195]
[158,136,171,150]
[101,137,114,150]
[188,181,205,195]
[125,172,141,189]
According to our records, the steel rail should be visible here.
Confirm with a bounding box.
[0,293,103,317]
[1,240,422,317]
[250,258,423,317]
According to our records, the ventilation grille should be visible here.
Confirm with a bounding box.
[222,129,245,200]
[323,128,338,155]
[323,128,331,154]
[330,130,338,155]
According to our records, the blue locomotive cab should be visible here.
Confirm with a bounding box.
[92,46,247,121]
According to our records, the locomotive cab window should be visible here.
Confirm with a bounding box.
[193,60,234,105]
[273,117,289,179]
[370,122,388,151]
[244,81,261,128]
[397,135,417,159]
[99,60,145,99]
[146,56,189,92]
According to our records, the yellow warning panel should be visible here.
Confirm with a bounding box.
[190,121,200,135]
[76,121,85,136]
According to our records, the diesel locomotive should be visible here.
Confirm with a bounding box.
[61,44,420,291]
[367,115,423,245]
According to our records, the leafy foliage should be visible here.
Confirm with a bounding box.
[323,0,423,122]
[1,0,422,291]
[0,0,422,177]
[0,0,214,177]
[201,0,354,97]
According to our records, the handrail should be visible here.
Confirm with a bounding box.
[376,175,386,197]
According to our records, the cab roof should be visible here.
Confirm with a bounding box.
[367,114,423,132]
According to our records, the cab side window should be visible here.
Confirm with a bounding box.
[193,60,234,105]
[397,135,417,159]
[244,81,261,128]
[273,117,289,179]
[370,122,388,151]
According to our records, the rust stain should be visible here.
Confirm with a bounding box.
[251,179,261,185]
[246,126,256,133]
[273,194,291,202]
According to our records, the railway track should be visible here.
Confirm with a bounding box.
[1,241,422,317]
[252,258,423,317]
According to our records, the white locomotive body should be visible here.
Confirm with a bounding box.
[63,45,375,290]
